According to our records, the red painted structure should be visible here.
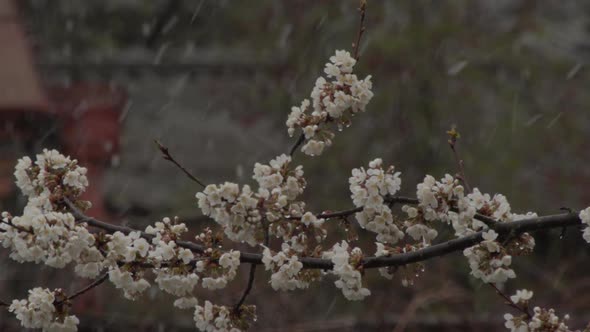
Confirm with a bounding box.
[0,0,52,198]
[48,83,126,221]
[0,0,127,220]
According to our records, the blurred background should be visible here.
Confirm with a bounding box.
[1,0,590,330]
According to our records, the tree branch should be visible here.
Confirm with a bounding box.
[234,263,258,312]
[234,220,271,311]
[64,198,208,254]
[488,283,532,319]
[60,273,109,304]
[64,196,582,271]
[447,127,471,193]
[289,133,305,157]
[155,139,206,188]
[362,212,580,269]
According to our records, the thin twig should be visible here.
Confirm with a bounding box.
[234,264,257,312]
[352,0,367,61]
[289,133,305,157]
[488,283,532,319]
[447,127,471,193]
[155,139,206,188]
[0,299,8,307]
[56,273,109,305]
[1,220,33,234]
[234,220,271,312]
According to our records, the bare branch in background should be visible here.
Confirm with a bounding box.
[155,139,207,188]
[447,126,471,193]
[352,0,367,61]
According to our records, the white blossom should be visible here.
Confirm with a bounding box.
[174,297,199,310]
[301,140,326,156]
[323,241,370,300]
[197,155,307,247]
[579,207,590,243]
[155,270,200,297]
[108,266,150,300]
[193,301,254,332]
[286,50,374,156]
[1,150,101,276]
[510,289,533,305]
[504,313,528,332]
[503,290,572,332]
[9,288,79,332]
[463,241,516,284]
[201,250,241,290]
[300,212,325,228]
[0,208,98,270]
[349,159,404,244]
[261,244,313,291]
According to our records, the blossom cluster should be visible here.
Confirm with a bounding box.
[463,230,516,283]
[198,250,241,290]
[197,154,325,253]
[322,241,370,300]
[103,217,199,299]
[286,50,374,156]
[408,174,469,240]
[13,149,89,205]
[503,289,573,332]
[0,150,99,272]
[261,243,320,291]
[374,242,425,286]
[404,175,516,239]
[2,151,257,331]
[9,288,79,332]
[459,198,535,283]
[193,301,256,332]
[0,210,96,269]
[108,265,151,300]
[196,182,261,246]
[349,158,404,244]
[105,217,242,300]
[403,174,536,284]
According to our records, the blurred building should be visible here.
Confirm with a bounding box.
[0,0,50,200]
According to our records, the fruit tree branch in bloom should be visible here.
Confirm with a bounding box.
[489,283,533,319]
[2,2,589,328]
[65,198,581,270]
